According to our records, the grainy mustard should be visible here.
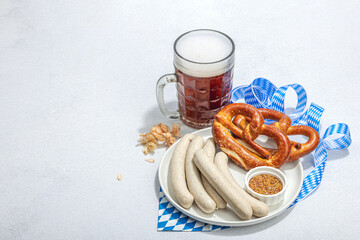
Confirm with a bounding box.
[249,174,283,195]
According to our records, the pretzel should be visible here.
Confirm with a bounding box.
[258,109,319,161]
[232,108,320,162]
[212,103,291,170]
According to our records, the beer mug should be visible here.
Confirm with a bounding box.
[156,29,235,128]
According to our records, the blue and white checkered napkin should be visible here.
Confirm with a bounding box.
[157,78,352,231]
[157,188,229,231]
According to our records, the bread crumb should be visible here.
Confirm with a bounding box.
[145,158,155,163]
[117,173,123,181]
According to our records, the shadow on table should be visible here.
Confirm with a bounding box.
[154,167,160,200]
[300,147,349,173]
[138,104,168,134]
[327,149,350,162]
[137,102,199,135]
[206,208,293,236]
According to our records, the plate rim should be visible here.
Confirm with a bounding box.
[158,127,303,227]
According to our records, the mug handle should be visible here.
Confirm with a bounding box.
[156,74,180,119]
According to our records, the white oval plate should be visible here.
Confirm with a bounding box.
[158,127,303,227]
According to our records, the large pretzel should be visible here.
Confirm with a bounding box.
[212,103,291,170]
[232,108,320,162]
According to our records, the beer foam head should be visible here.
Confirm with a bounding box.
[174,29,235,77]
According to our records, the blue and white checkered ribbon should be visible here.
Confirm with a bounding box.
[157,78,351,231]
[231,78,322,128]
[288,123,351,207]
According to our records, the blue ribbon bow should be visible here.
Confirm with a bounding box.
[231,78,352,206]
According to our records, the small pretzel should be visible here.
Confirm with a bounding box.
[259,109,319,161]
[233,108,320,162]
[212,103,291,170]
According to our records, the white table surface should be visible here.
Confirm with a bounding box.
[1,0,359,239]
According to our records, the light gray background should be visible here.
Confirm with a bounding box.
[1,0,359,239]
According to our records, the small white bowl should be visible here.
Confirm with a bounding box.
[244,166,288,206]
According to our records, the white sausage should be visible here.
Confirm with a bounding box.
[194,149,253,220]
[215,152,269,217]
[203,138,216,158]
[169,134,195,208]
[185,136,216,213]
[201,138,227,209]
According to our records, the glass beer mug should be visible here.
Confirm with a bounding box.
[156,29,235,129]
